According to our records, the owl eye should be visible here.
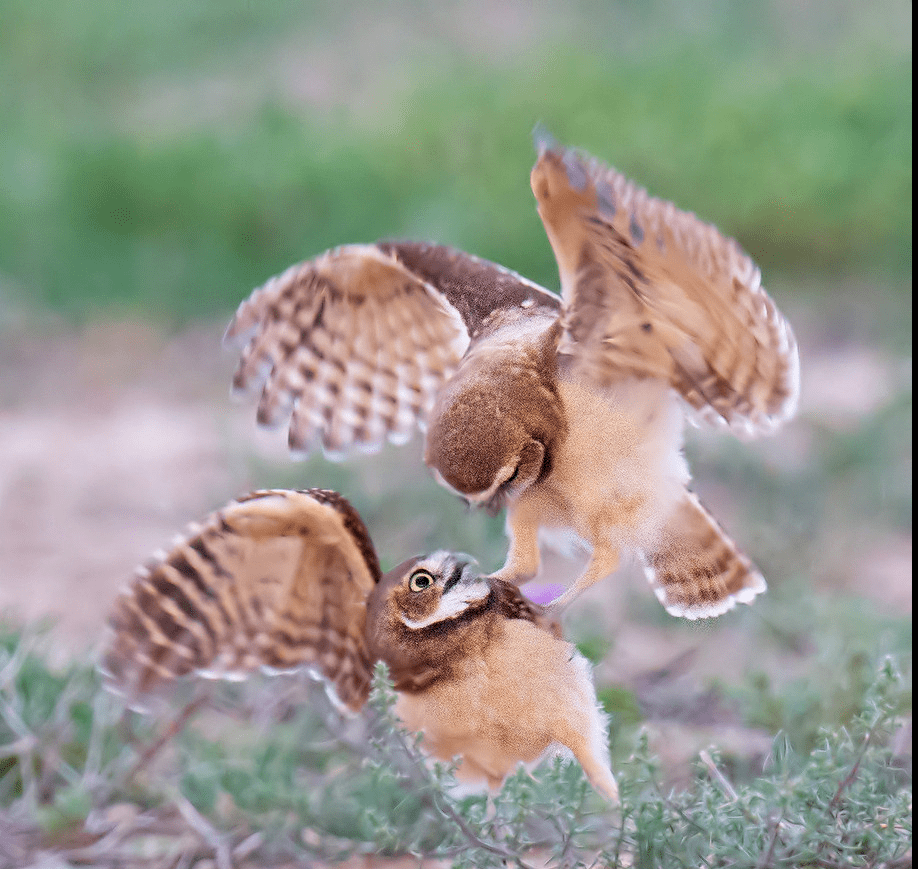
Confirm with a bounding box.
[408,570,435,592]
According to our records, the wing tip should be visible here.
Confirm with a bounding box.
[653,569,768,620]
[532,121,559,156]
[97,643,175,712]
[221,315,251,350]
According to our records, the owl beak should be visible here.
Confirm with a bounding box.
[442,556,479,593]
[442,560,465,594]
[460,489,503,516]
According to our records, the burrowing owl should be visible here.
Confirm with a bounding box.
[103,488,618,800]
[226,133,798,618]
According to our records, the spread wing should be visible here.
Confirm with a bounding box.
[531,136,799,437]
[226,242,559,458]
[102,489,381,713]
[640,490,766,620]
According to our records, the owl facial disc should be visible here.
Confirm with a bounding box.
[397,551,489,630]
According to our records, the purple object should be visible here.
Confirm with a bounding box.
[522,582,566,606]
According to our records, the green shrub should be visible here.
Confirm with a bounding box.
[0,624,910,867]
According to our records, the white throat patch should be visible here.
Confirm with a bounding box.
[401,577,490,630]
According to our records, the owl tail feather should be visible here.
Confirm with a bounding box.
[641,490,766,620]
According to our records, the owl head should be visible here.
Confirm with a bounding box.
[369,552,487,632]
[364,551,494,686]
[423,329,565,514]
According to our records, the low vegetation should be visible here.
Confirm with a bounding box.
[0,618,910,867]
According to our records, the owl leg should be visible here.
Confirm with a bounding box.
[547,543,620,612]
[569,740,619,803]
[488,508,541,585]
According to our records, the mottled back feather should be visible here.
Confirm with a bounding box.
[377,241,561,339]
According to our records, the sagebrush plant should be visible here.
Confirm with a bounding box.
[0,624,911,868]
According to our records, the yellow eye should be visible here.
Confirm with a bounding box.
[408,570,435,592]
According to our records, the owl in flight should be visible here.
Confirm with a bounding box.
[225,133,799,618]
[103,488,618,801]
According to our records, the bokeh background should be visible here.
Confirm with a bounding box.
[0,0,911,786]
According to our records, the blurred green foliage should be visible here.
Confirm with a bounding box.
[0,0,911,323]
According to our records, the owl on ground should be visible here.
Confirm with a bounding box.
[225,132,799,618]
[102,488,619,801]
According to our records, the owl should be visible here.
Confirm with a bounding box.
[102,488,619,801]
[225,132,799,618]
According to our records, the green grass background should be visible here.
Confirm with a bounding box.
[0,0,911,864]
[0,0,910,324]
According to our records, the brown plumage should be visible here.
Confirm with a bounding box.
[104,488,379,710]
[224,133,799,617]
[641,490,765,619]
[102,489,617,801]
[530,135,798,434]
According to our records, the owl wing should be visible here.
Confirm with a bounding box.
[102,489,381,713]
[226,242,559,458]
[640,490,766,620]
[531,138,799,436]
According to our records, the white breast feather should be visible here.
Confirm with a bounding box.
[551,377,689,547]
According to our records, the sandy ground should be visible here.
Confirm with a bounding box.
[0,321,243,654]
[0,310,910,654]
